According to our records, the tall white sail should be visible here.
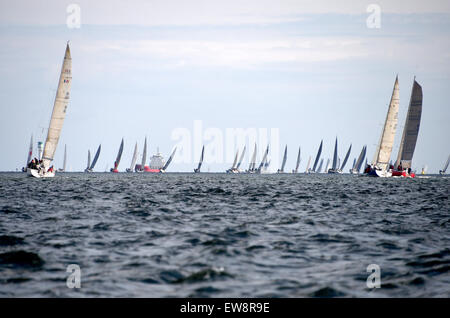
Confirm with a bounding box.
[114,138,124,170]
[141,137,147,168]
[130,142,138,170]
[394,79,422,169]
[332,138,338,170]
[42,43,72,169]
[63,144,67,171]
[280,145,287,172]
[372,76,400,171]
[295,147,301,171]
[355,145,367,172]
[340,144,352,171]
[317,158,324,173]
[236,146,246,170]
[312,140,323,172]
[249,144,257,171]
[86,150,91,170]
[231,150,239,169]
[26,135,33,166]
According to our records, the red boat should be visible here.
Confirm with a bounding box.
[392,169,415,178]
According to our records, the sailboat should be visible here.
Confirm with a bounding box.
[304,156,312,174]
[247,143,258,173]
[256,145,270,174]
[27,43,72,178]
[365,76,400,177]
[85,150,91,172]
[145,147,177,173]
[328,138,340,174]
[235,146,246,173]
[310,140,323,173]
[439,155,450,175]
[338,144,352,173]
[111,138,124,173]
[57,144,67,172]
[126,142,138,173]
[135,137,148,172]
[350,145,367,174]
[85,144,101,172]
[392,78,423,178]
[194,145,205,173]
[324,158,331,174]
[22,135,33,172]
[292,147,301,173]
[226,149,239,173]
[277,145,287,173]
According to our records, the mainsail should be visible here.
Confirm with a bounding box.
[312,140,323,172]
[26,135,33,166]
[257,145,269,171]
[441,155,450,174]
[130,142,138,171]
[394,79,422,169]
[231,150,239,170]
[249,144,257,171]
[86,150,91,170]
[324,158,330,173]
[372,76,400,170]
[196,145,205,171]
[340,144,352,171]
[141,137,147,168]
[62,145,67,171]
[305,156,311,173]
[114,139,124,169]
[236,146,246,170]
[294,147,301,172]
[42,43,72,170]
[163,147,177,171]
[90,145,101,170]
[355,145,367,172]
[317,158,324,173]
[332,138,338,170]
[280,145,287,172]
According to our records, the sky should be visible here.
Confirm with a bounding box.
[0,0,449,172]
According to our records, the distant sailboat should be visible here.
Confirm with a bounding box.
[366,76,400,177]
[22,135,33,172]
[226,149,239,173]
[28,43,72,178]
[57,144,67,172]
[247,143,258,173]
[85,144,101,172]
[194,145,205,173]
[161,147,177,173]
[317,158,324,173]
[304,156,311,174]
[85,150,91,172]
[328,138,339,174]
[236,146,246,172]
[111,138,124,173]
[338,144,352,173]
[126,142,138,173]
[392,78,423,178]
[257,145,270,173]
[277,145,287,173]
[439,155,450,175]
[228,146,246,173]
[324,158,331,174]
[292,147,301,173]
[311,140,323,173]
[350,145,366,174]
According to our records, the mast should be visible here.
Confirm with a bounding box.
[90,145,101,170]
[42,43,72,170]
[236,146,246,170]
[340,144,352,171]
[130,142,138,171]
[394,78,422,169]
[312,140,323,172]
[332,138,338,170]
[26,135,33,166]
[372,76,400,170]
[141,137,147,168]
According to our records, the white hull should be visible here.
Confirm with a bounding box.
[27,168,55,178]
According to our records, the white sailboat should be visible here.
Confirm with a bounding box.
[111,138,124,173]
[310,140,323,173]
[277,145,287,173]
[392,78,423,178]
[247,143,258,173]
[292,147,301,173]
[338,144,352,173]
[256,145,270,174]
[126,142,138,173]
[194,145,205,173]
[366,76,400,177]
[57,144,67,172]
[28,43,72,178]
[350,145,367,174]
[22,135,33,172]
[85,144,101,172]
[328,138,340,174]
[304,155,312,174]
[317,158,324,173]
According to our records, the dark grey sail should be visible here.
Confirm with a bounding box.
[194,145,204,173]
[312,140,323,172]
[340,144,352,171]
[257,145,269,172]
[278,145,287,173]
[162,147,177,171]
[89,144,101,171]
[331,138,338,170]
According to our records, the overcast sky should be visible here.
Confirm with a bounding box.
[0,0,449,172]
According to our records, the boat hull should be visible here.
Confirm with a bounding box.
[27,168,55,178]
[144,166,162,173]
[392,170,416,178]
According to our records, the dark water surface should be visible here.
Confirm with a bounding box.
[0,172,448,297]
